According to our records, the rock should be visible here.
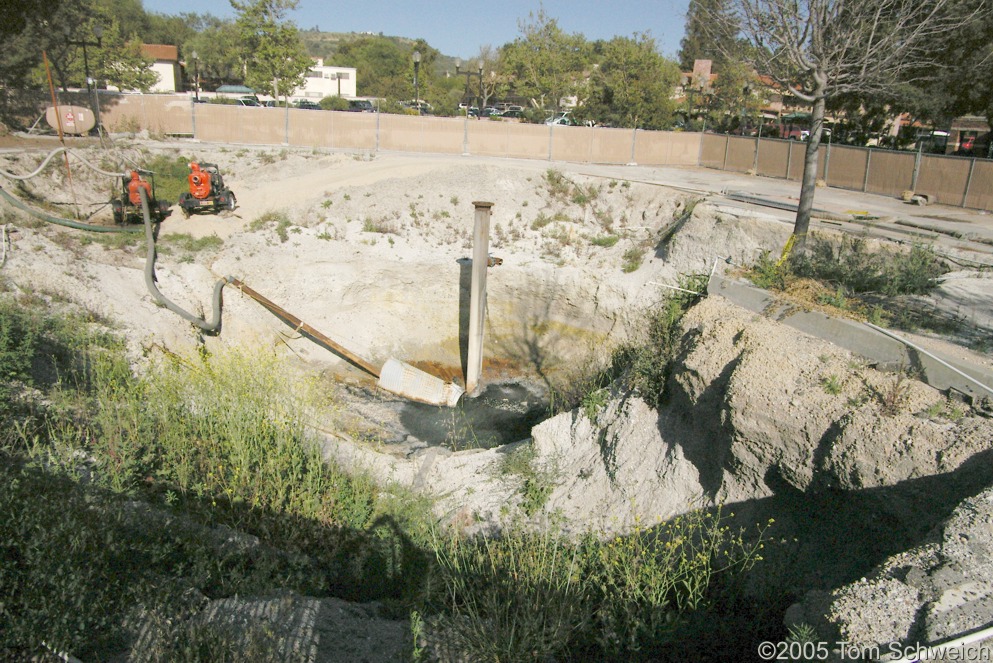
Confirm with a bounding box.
[793,487,993,652]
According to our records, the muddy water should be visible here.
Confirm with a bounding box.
[400,382,549,450]
[328,377,551,452]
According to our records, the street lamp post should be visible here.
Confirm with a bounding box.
[191,51,200,102]
[455,58,484,117]
[65,25,104,137]
[412,51,421,113]
[740,85,750,135]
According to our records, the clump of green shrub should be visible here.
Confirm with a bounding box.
[142,153,196,205]
[610,274,708,407]
[789,237,947,296]
[746,236,952,334]
[248,210,293,242]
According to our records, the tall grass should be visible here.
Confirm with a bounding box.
[428,509,772,661]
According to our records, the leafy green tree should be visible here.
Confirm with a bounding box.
[678,0,739,72]
[0,0,92,92]
[904,1,993,130]
[93,0,150,43]
[578,34,681,129]
[181,18,246,89]
[183,19,243,88]
[334,36,408,99]
[500,9,587,111]
[707,60,762,133]
[231,0,311,100]
[95,24,158,92]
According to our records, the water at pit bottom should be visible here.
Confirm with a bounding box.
[400,381,550,450]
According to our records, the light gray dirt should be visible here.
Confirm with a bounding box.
[2,138,992,660]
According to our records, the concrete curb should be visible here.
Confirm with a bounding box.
[707,275,993,405]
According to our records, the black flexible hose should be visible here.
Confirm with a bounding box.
[138,187,226,333]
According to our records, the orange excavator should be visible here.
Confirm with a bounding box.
[177,162,236,217]
[111,170,171,224]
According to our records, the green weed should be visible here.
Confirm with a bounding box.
[248,210,293,243]
[820,375,842,395]
[157,233,224,258]
[590,234,620,248]
[622,246,645,273]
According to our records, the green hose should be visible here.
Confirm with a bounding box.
[0,185,142,233]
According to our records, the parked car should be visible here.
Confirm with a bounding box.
[401,100,433,114]
[544,111,575,126]
[347,99,375,112]
[236,96,260,107]
[295,100,322,110]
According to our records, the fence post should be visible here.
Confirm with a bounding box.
[722,134,730,170]
[375,100,381,153]
[191,97,197,139]
[752,126,762,174]
[462,113,469,155]
[785,142,792,179]
[283,103,290,146]
[962,158,976,208]
[628,127,637,165]
[911,143,923,191]
[823,135,831,183]
[863,149,872,192]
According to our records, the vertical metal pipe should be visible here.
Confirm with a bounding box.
[629,127,637,165]
[466,201,493,396]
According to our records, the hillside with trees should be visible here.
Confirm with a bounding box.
[1,0,990,136]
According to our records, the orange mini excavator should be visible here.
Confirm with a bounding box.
[111,170,171,224]
[177,162,236,217]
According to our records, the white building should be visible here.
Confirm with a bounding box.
[290,58,357,102]
[140,44,180,93]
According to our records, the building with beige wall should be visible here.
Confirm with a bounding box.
[140,44,181,93]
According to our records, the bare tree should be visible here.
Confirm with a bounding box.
[710,0,983,253]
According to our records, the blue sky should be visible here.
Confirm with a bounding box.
[141,0,691,60]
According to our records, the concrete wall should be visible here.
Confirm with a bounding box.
[30,92,993,210]
[96,93,703,167]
